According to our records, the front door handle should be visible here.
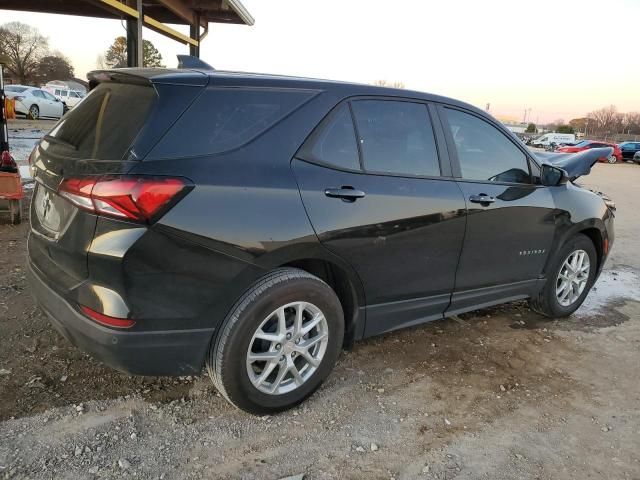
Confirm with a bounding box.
[324,187,366,202]
[469,193,496,205]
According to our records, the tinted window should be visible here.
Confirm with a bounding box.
[445,108,530,183]
[32,90,44,98]
[42,82,156,160]
[42,91,57,101]
[152,88,315,158]
[299,104,360,170]
[351,100,440,177]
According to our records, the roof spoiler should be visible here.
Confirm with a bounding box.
[177,55,215,70]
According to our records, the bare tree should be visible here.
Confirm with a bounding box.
[96,54,107,69]
[587,105,619,136]
[0,22,48,84]
[374,79,405,89]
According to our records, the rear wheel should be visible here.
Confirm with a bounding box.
[530,234,597,317]
[607,154,617,164]
[28,105,39,120]
[207,268,344,414]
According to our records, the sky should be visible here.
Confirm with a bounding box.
[2,0,639,124]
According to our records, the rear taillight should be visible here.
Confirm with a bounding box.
[80,305,135,328]
[14,95,25,102]
[59,176,190,223]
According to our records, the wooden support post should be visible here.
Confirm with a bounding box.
[190,12,201,57]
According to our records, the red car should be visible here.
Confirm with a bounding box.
[556,140,622,163]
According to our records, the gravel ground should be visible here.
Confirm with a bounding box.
[1,131,639,479]
[5,119,55,164]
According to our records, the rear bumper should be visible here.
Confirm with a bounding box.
[27,261,213,376]
[13,100,29,116]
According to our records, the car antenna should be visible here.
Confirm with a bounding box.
[176,55,215,70]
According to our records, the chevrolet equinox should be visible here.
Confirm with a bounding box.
[27,66,614,414]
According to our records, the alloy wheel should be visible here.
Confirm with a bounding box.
[607,155,617,164]
[556,249,590,307]
[246,301,329,395]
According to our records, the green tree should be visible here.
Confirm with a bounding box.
[557,125,575,134]
[0,22,48,84]
[525,123,536,133]
[34,54,74,84]
[104,36,164,68]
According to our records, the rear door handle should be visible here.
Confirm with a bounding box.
[469,194,496,205]
[324,187,366,201]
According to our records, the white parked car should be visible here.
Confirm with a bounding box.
[4,85,65,120]
[44,86,85,109]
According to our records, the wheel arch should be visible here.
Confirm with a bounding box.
[545,218,607,277]
[579,227,604,272]
[280,256,365,348]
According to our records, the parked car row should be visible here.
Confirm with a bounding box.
[618,141,640,161]
[556,140,622,164]
[3,84,86,120]
[4,85,65,120]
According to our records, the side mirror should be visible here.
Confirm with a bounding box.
[540,164,568,186]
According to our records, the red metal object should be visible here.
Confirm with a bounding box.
[0,171,22,200]
[0,169,23,224]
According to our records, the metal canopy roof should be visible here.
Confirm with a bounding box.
[0,0,254,28]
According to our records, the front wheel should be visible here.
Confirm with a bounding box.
[207,268,344,414]
[530,234,597,317]
[607,154,617,164]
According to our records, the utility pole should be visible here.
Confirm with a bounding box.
[0,56,9,153]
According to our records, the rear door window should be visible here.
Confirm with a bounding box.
[351,100,441,177]
[150,87,316,158]
[297,104,360,171]
[42,82,156,160]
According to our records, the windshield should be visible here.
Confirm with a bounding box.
[573,140,590,147]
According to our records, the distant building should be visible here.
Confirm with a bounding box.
[502,122,528,134]
[44,79,87,94]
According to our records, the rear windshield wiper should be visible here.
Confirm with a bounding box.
[43,135,78,151]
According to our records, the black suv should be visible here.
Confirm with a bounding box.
[619,141,640,160]
[27,67,614,414]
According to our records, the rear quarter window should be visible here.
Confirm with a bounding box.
[149,87,316,159]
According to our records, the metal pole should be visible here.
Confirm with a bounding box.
[126,18,138,67]
[0,62,9,152]
[136,0,143,66]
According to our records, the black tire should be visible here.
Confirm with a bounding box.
[28,104,39,120]
[530,233,597,318]
[207,267,344,414]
